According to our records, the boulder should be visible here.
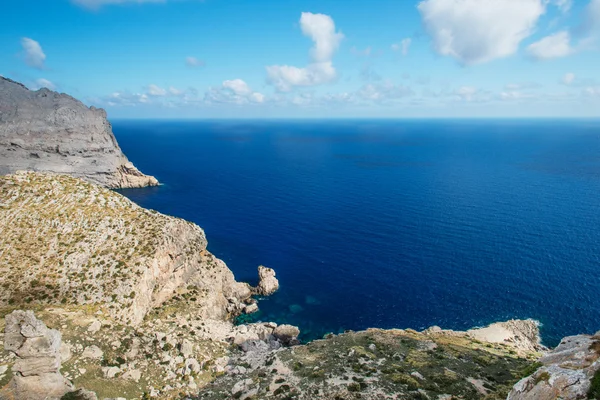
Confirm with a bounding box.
[0,310,73,400]
[255,266,279,296]
[273,324,300,346]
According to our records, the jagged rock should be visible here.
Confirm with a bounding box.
[255,265,279,296]
[243,303,258,314]
[273,324,300,346]
[59,342,72,363]
[0,310,73,400]
[81,345,103,360]
[0,77,158,189]
[87,320,102,333]
[102,366,121,379]
[180,339,194,358]
[507,334,600,400]
[121,369,141,382]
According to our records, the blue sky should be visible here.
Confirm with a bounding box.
[1,0,600,118]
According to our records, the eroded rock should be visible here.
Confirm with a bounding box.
[0,77,158,189]
[0,310,73,400]
[255,265,279,296]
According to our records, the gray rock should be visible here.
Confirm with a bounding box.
[273,324,300,346]
[255,265,279,296]
[0,310,73,400]
[507,334,600,400]
[0,77,158,189]
[81,345,104,360]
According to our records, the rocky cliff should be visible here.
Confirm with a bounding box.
[0,171,597,400]
[0,77,157,189]
[0,172,253,326]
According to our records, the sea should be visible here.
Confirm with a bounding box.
[114,119,600,346]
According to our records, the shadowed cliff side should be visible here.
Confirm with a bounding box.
[0,77,158,189]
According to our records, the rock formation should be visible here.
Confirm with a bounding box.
[0,172,252,326]
[255,265,279,296]
[508,332,600,400]
[0,310,73,400]
[196,322,541,400]
[0,77,158,189]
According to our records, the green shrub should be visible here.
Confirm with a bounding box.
[589,369,600,399]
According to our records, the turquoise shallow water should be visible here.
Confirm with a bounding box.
[115,119,600,346]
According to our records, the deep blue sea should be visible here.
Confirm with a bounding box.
[114,119,600,346]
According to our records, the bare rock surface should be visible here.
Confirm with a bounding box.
[0,310,73,400]
[255,265,279,296]
[0,77,157,189]
[507,333,600,400]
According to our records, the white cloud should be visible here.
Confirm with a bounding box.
[300,12,344,62]
[20,38,46,69]
[455,86,479,101]
[552,0,572,13]
[267,62,336,92]
[351,46,372,57]
[33,78,55,90]
[168,86,184,96]
[147,84,167,96]
[505,82,541,90]
[357,82,414,102]
[250,92,265,103]
[104,91,150,106]
[417,0,545,65]
[527,31,574,60]
[223,79,252,96]
[185,57,205,68]
[266,12,343,91]
[391,38,411,56]
[563,72,576,85]
[205,79,265,105]
[584,86,600,96]
[72,0,164,9]
[500,91,537,100]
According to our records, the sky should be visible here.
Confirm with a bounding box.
[1,0,600,118]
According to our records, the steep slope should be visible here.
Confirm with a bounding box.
[0,172,252,326]
[0,77,157,189]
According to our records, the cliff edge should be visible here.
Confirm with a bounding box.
[0,77,158,189]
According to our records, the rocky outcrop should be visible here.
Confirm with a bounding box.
[0,310,73,400]
[0,77,158,189]
[0,172,252,326]
[255,265,279,296]
[508,332,600,400]
[196,322,539,400]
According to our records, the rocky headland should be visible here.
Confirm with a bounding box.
[0,174,598,399]
[0,77,158,189]
[0,78,598,399]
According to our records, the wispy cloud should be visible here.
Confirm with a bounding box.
[20,38,46,69]
[391,38,411,56]
[185,56,205,68]
[72,0,165,10]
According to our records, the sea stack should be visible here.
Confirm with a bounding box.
[0,77,158,189]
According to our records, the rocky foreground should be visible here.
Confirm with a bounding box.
[0,172,599,399]
[0,77,157,189]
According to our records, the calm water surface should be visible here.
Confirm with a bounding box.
[114,119,600,345]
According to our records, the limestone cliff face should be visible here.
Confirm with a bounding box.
[0,77,158,189]
[508,332,600,400]
[0,172,251,326]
